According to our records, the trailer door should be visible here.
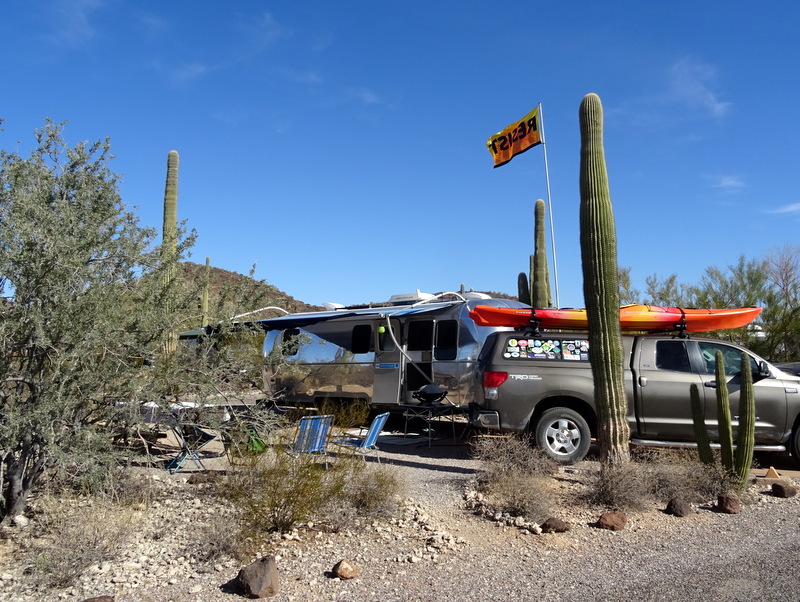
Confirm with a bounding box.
[373,318,403,405]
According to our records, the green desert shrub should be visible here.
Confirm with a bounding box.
[218,443,404,556]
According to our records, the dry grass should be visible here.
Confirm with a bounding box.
[26,496,140,588]
[471,435,558,522]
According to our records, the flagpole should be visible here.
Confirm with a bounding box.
[537,103,560,308]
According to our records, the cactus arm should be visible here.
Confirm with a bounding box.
[714,351,735,473]
[690,383,715,465]
[733,352,756,486]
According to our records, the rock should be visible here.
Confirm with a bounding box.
[771,481,798,498]
[716,494,741,514]
[235,555,280,598]
[540,517,570,533]
[596,511,626,531]
[665,497,692,517]
[11,515,29,528]
[81,597,115,602]
[331,559,360,579]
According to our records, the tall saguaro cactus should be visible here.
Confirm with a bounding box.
[201,256,210,328]
[532,198,552,308]
[161,150,179,354]
[578,93,630,464]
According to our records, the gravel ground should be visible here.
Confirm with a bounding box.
[1,427,799,602]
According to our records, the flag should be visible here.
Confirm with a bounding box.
[486,106,542,168]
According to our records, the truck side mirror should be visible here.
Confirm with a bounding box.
[759,361,770,377]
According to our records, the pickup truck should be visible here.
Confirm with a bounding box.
[469,331,800,464]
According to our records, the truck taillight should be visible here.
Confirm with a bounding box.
[483,371,508,388]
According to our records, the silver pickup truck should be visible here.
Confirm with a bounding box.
[470,331,800,464]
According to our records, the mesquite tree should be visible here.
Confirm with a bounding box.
[0,122,191,523]
[578,93,630,464]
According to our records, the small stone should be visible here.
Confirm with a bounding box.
[665,497,692,517]
[716,494,741,514]
[331,559,360,580]
[772,481,798,498]
[596,511,626,531]
[540,517,570,533]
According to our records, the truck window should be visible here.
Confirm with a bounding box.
[502,337,589,361]
[407,321,433,351]
[434,320,458,360]
[655,340,691,372]
[697,341,759,376]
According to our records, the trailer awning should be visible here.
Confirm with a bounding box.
[256,302,457,331]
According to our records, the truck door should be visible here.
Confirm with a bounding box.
[635,338,704,440]
[373,318,403,406]
[694,340,788,445]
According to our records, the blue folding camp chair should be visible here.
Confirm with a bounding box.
[334,412,390,462]
[167,422,217,473]
[289,414,334,456]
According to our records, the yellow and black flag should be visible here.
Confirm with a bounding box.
[486,106,542,168]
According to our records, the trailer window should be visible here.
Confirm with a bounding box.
[282,329,301,357]
[434,320,458,360]
[351,324,373,355]
[407,321,434,351]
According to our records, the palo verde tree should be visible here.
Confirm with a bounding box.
[578,93,630,464]
[0,121,192,524]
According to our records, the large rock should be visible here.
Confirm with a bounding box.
[332,559,361,579]
[596,511,626,531]
[771,481,798,498]
[665,497,692,517]
[716,494,740,514]
[235,555,280,598]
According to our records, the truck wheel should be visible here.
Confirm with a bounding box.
[534,408,591,464]
[792,424,800,465]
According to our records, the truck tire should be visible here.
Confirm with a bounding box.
[534,408,591,464]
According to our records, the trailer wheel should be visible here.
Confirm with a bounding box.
[534,408,591,464]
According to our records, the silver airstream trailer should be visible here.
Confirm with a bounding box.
[259,292,529,408]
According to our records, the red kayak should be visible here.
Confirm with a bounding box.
[469,304,762,333]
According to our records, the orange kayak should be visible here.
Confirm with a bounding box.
[469,304,762,333]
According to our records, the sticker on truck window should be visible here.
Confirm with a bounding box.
[503,338,589,361]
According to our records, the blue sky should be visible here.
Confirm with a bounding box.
[2,1,799,308]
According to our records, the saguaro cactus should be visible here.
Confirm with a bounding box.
[690,383,714,465]
[161,150,179,354]
[517,272,531,305]
[201,256,210,328]
[733,352,756,486]
[532,199,552,308]
[578,93,630,464]
[689,351,756,490]
[714,351,735,472]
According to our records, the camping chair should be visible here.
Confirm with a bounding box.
[334,412,390,462]
[167,421,218,473]
[289,414,334,456]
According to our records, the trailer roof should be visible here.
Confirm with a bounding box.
[255,298,531,331]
